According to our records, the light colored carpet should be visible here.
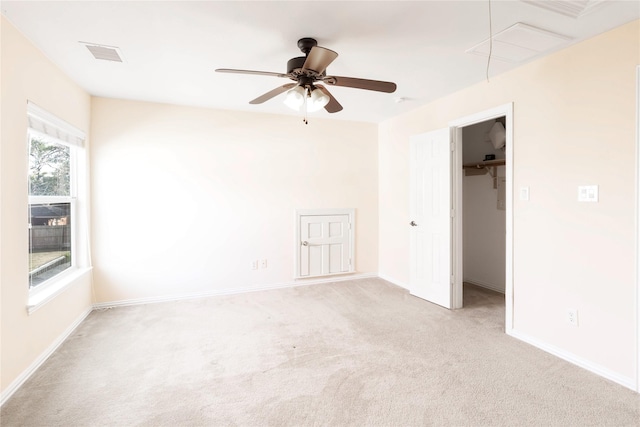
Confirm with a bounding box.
[1,278,639,426]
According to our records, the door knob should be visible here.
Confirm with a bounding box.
[410,221,418,226]
[302,241,308,246]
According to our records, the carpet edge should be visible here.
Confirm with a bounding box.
[0,306,93,407]
[508,328,637,392]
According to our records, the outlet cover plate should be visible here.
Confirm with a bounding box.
[566,308,579,326]
[578,185,598,202]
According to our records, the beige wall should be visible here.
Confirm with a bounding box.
[379,20,639,382]
[1,17,93,396]
[90,98,378,303]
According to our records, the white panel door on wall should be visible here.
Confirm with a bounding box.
[296,209,354,279]
[410,128,453,309]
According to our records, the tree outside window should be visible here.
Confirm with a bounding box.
[29,138,70,196]
[28,135,73,288]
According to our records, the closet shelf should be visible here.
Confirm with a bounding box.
[463,159,505,177]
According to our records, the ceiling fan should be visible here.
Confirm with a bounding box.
[216,38,397,119]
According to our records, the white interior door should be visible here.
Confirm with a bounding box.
[410,128,453,308]
[296,209,354,278]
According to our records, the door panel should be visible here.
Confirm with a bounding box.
[298,213,352,278]
[410,128,452,308]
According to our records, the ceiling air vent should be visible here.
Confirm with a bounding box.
[466,23,572,63]
[520,0,612,18]
[80,42,123,62]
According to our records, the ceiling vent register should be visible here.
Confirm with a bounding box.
[80,42,124,62]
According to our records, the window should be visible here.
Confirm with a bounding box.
[27,102,86,292]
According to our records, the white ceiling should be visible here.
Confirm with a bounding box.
[2,1,638,123]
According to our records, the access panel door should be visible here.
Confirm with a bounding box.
[297,210,354,278]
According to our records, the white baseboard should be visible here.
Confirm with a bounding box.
[378,274,410,290]
[464,278,505,294]
[93,272,379,309]
[1,307,93,406]
[508,329,637,392]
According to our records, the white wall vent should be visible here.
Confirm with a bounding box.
[466,23,572,63]
[520,0,612,18]
[80,42,124,62]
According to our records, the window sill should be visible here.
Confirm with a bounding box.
[27,267,92,315]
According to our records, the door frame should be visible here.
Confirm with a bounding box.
[449,103,514,331]
[635,65,639,393]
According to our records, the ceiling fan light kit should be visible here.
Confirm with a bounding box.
[216,37,397,122]
[306,86,330,112]
[283,85,306,110]
[284,85,330,112]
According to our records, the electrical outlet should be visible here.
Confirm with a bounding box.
[260,259,268,269]
[566,308,578,326]
[251,260,258,270]
[578,185,598,202]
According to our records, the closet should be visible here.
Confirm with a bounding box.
[462,117,506,294]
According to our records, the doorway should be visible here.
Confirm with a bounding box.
[408,104,513,330]
[459,118,507,318]
[451,104,513,331]
[461,118,506,292]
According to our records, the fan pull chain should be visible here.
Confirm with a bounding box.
[303,88,309,124]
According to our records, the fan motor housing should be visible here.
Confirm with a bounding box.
[287,57,306,74]
[287,57,323,83]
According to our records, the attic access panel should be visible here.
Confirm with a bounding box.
[466,22,572,63]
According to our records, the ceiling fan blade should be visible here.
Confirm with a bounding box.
[249,83,297,104]
[316,85,343,113]
[324,76,397,93]
[302,46,338,74]
[216,68,288,78]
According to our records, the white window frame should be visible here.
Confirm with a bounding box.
[26,102,87,313]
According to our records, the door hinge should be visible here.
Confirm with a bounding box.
[450,142,455,152]
[451,275,455,284]
[349,258,352,266]
[450,209,455,218]
[349,223,352,230]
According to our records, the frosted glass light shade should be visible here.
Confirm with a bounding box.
[307,87,330,112]
[283,86,305,110]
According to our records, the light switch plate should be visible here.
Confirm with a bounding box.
[519,187,530,201]
[578,185,598,202]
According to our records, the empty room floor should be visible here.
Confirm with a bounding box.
[2,278,639,426]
